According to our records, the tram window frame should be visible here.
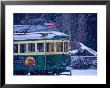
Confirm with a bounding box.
[20,44,26,53]
[46,42,54,52]
[37,43,44,52]
[28,43,35,53]
[14,44,18,53]
[56,42,63,52]
[64,42,68,52]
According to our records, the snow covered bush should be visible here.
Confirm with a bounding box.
[71,56,97,69]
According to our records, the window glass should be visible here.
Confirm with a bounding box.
[56,42,63,52]
[20,44,26,53]
[64,42,68,52]
[14,44,18,53]
[46,43,54,52]
[28,43,35,52]
[37,43,44,52]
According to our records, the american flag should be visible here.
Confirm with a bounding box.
[44,21,56,28]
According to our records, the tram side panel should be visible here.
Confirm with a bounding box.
[14,54,71,75]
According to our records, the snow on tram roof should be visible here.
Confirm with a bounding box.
[14,31,68,41]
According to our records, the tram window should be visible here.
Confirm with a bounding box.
[56,42,63,52]
[28,43,35,52]
[37,43,44,52]
[14,44,18,53]
[64,42,68,52]
[46,43,54,52]
[20,44,26,53]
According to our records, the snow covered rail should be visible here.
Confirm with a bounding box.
[60,70,72,75]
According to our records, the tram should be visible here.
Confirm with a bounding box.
[13,31,71,75]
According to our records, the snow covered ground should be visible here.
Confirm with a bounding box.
[71,69,97,75]
[61,69,97,75]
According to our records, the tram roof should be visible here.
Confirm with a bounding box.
[14,31,69,41]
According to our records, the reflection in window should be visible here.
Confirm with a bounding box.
[37,43,44,52]
[14,44,18,53]
[46,43,54,52]
[64,42,68,52]
[28,43,35,52]
[20,44,26,53]
[56,42,63,52]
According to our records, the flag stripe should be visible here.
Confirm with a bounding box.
[45,22,56,28]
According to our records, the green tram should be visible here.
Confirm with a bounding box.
[14,31,71,75]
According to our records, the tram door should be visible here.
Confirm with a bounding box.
[45,41,55,71]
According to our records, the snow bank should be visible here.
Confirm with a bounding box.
[79,42,97,56]
[69,42,97,56]
[71,70,97,75]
